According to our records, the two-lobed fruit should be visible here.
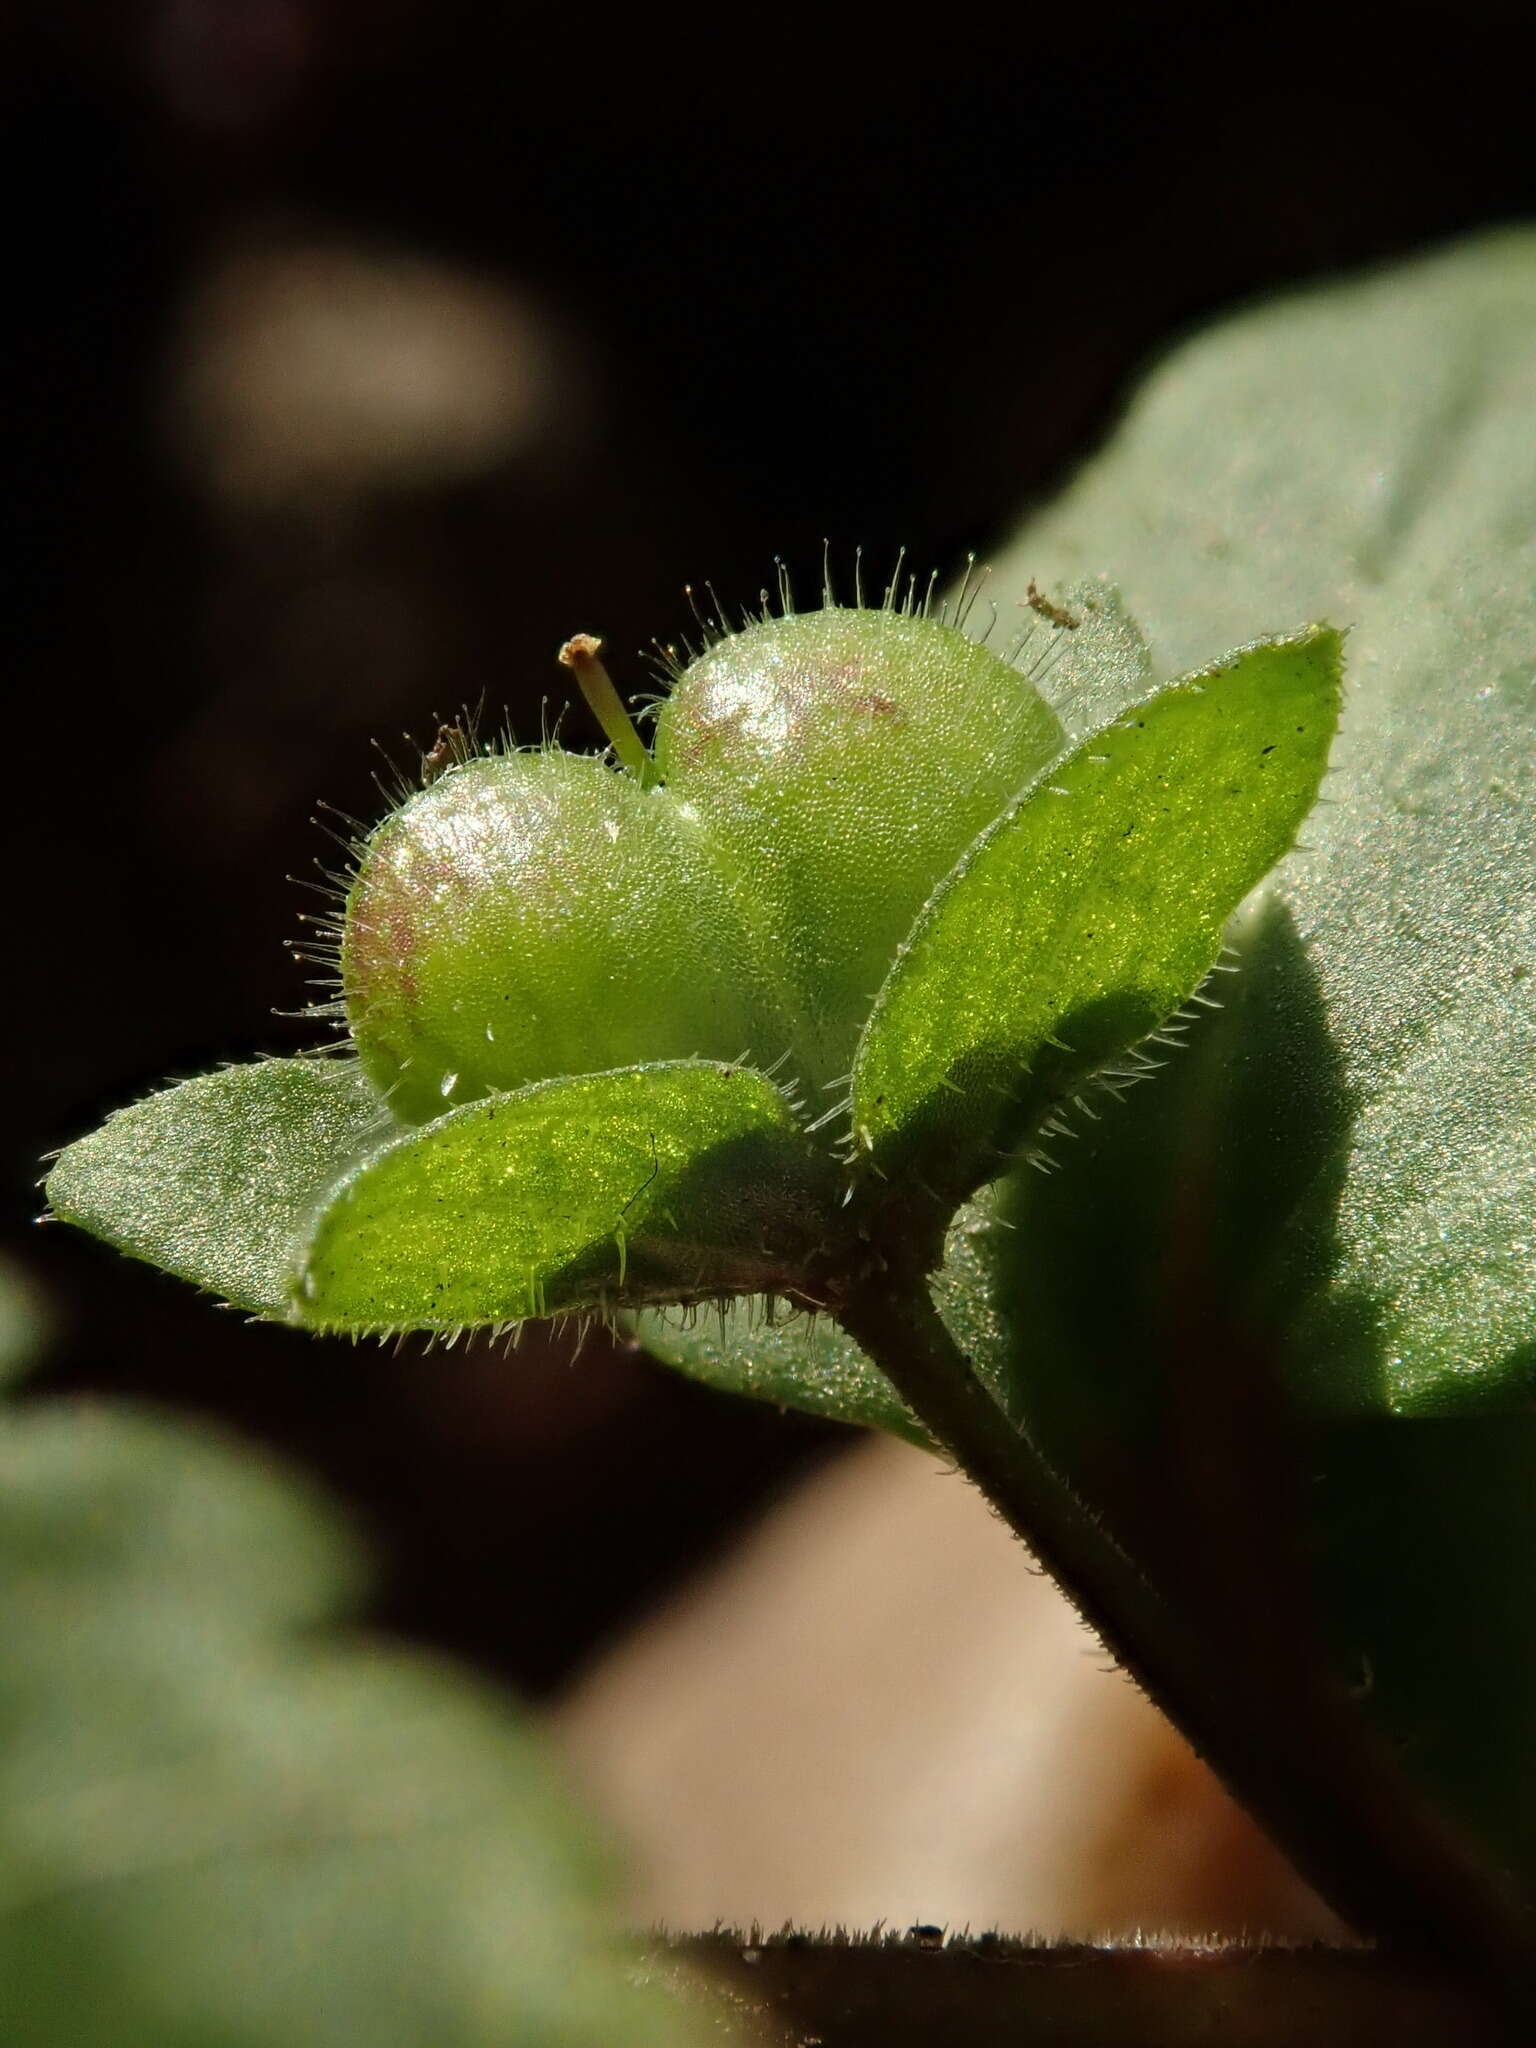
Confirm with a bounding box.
[343,606,1064,1118]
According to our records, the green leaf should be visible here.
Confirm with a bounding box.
[996,228,1536,1414]
[0,1392,717,2046]
[624,231,1536,1904]
[1018,577,1157,743]
[977,231,1536,1890]
[638,1297,919,1442]
[46,1058,389,1319]
[299,1060,835,1334]
[850,630,1341,1202]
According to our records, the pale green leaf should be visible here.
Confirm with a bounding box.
[996,226,1536,1413]
[1022,577,1156,742]
[981,230,1536,1888]
[629,232,1536,1895]
[0,1393,718,2046]
[850,630,1341,1202]
[45,1058,388,1320]
[300,1061,834,1334]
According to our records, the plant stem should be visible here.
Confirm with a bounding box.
[836,1271,1536,2021]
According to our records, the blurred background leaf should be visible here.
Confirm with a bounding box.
[0,1377,730,2046]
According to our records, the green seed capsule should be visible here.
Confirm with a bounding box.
[653,608,1065,1088]
[343,750,786,1124]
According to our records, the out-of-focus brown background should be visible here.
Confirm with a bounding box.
[7,0,1535,1936]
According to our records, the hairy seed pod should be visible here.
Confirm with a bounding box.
[654,608,1064,1087]
[343,751,787,1123]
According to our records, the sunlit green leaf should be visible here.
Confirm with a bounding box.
[45,1059,388,1319]
[0,1393,718,2046]
[851,631,1341,1203]
[300,1061,835,1334]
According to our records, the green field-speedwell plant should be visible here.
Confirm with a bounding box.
[38,229,1536,2039]
[48,579,1337,1343]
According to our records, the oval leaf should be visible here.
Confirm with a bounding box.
[980,231,1536,1892]
[999,227,1536,1412]
[45,1058,389,1319]
[299,1060,834,1334]
[850,629,1342,1202]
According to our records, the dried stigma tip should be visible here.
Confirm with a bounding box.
[559,633,656,785]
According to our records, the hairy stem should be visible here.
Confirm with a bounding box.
[662,1932,1523,2048]
[836,1272,1536,2021]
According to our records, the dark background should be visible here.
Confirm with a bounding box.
[7,2,1535,1697]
